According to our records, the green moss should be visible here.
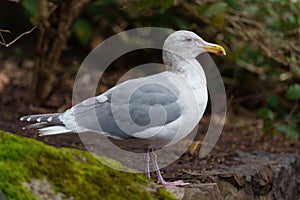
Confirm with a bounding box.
[155,187,178,200]
[0,131,176,200]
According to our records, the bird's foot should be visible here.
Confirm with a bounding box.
[158,180,190,187]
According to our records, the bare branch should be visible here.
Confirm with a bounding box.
[0,29,11,46]
[0,29,11,33]
[0,33,6,46]
[0,26,37,47]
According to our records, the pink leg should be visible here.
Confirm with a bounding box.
[144,149,151,179]
[150,150,189,187]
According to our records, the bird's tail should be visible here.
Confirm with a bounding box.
[20,113,62,124]
[20,113,72,136]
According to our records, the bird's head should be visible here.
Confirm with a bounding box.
[163,30,226,59]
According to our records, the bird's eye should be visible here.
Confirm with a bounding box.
[185,38,192,42]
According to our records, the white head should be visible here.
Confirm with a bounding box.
[163,30,226,63]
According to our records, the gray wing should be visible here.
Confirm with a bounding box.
[65,73,182,139]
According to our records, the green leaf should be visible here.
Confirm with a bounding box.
[72,18,93,47]
[226,0,240,11]
[286,13,296,24]
[21,0,39,22]
[85,0,117,16]
[292,66,300,78]
[90,0,116,6]
[285,84,300,100]
[246,5,259,15]
[160,0,174,11]
[197,4,210,15]
[262,120,275,136]
[265,95,279,109]
[130,0,159,10]
[204,2,228,18]
[276,124,299,139]
[257,108,274,119]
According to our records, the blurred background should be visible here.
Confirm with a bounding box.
[0,0,299,154]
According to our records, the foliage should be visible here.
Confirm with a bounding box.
[122,0,300,139]
[286,84,300,100]
[0,131,176,200]
[21,0,39,23]
[72,18,93,47]
[226,0,300,139]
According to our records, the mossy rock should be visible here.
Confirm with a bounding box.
[0,131,176,200]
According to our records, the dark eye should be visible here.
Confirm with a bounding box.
[185,38,192,42]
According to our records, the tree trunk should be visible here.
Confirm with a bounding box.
[32,0,92,104]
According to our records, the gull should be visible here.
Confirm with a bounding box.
[20,30,226,186]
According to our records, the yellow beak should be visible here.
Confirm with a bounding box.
[202,44,226,55]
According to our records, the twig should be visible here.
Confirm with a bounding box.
[0,29,10,46]
[287,100,298,123]
[0,33,6,45]
[238,59,265,75]
[0,29,11,33]
[0,26,37,47]
[232,87,285,104]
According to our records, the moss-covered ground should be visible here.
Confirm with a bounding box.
[0,131,176,200]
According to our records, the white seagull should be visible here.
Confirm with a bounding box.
[20,30,226,186]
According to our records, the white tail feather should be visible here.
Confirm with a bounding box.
[38,126,72,136]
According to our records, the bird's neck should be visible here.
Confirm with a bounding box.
[163,54,207,86]
[163,53,208,106]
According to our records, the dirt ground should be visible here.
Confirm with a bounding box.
[1,56,300,179]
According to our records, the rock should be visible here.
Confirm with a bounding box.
[0,190,5,200]
[167,151,300,200]
[24,178,73,200]
[166,183,223,200]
